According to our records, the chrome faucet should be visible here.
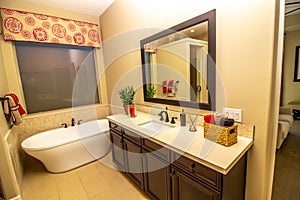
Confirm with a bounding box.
[158,107,169,122]
[71,118,76,126]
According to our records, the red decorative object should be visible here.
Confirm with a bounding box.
[204,114,215,124]
[88,29,99,42]
[4,33,15,40]
[33,13,48,20]
[50,16,59,22]
[68,23,76,32]
[42,21,51,29]
[16,10,28,15]
[4,17,23,33]
[21,30,31,39]
[73,33,85,45]
[129,104,136,118]
[2,8,13,15]
[25,16,35,26]
[32,27,48,41]
[52,24,66,38]
[65,35,73,43]
[75,21,86,26]
[1,7,100,47]
[51,38,60,44]
[81,27,87,35]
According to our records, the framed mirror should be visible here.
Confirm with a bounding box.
[140,9,216,110]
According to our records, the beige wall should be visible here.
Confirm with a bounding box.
[0,28,20,200]
[0,0,109,198]
[282,16,300,105]
[100,0,282,199]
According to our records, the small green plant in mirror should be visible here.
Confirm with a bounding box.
[118,86,136,105]
[146,84,157,98]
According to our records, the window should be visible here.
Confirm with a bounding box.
[15,42,99,114]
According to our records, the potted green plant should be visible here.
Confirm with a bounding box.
[118,86,136,116]
[146,84,157,98]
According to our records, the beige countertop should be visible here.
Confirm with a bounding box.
[107,111,253,175]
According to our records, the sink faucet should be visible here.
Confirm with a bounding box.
[158,107,169,122]
[71,118,76,126]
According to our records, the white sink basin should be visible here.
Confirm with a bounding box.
[138,120,175,134]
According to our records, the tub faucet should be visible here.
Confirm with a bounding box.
[71,118,76,126]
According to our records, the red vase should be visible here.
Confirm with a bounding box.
[129,104,136,118]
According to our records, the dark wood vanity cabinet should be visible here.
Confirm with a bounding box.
[170,166,220,200]
[143,139,170,200]
[123,129,144,189]
[109,123,125,171]
[109,122,246,200]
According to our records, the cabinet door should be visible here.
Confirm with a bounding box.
[110,131,125,171]
[170,167,220,200]
[123,138,144,189]
[143,150,170,200]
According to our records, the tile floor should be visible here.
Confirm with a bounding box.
[22,152,150,200]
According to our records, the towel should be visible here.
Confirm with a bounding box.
[4,93,26,125]
[168,80,174,93]
[162,80,167,94]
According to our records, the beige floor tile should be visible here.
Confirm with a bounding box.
[22,153,151,200]
[55,171,89,200]
[76,163,112,198]
[22,169,59,200]
[90,187,120,200]
[118,187,150,200]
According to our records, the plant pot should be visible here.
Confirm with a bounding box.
[123,104,129,115]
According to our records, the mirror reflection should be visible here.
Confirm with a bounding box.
[144,22,208,103]
[141,9,216,110]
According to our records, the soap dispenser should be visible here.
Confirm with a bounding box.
[180,109,186,126]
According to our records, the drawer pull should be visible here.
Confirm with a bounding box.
[189,163,196,170]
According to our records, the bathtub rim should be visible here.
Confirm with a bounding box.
[21,119,110,151]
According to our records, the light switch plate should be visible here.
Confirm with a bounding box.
[223,108,242,122]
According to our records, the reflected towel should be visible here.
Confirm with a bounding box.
[162,80,167,93]
[168,80,174,93]
[4,93,26,125]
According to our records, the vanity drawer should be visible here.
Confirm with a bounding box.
[123,128,142,146]
[109,121,123,134]
[172,153,222,190]
[142,138,170,162]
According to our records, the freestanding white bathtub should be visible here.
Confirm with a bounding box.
[21,119,111,173]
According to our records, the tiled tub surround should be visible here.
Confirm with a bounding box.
[6,104,110,192]
[107,111,254,174]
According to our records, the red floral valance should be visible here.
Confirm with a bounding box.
[0,8,101,47]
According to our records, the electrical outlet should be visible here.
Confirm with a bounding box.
[223,108,242,122]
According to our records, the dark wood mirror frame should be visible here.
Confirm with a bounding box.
[294,46,300,82]
[140,9,216,110]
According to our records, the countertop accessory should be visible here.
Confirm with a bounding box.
[180,109,186,126]
[171,117,177,124]
[220,118,234,127]
[188,114,198,132]
[203,122,238,147]
[204,114,215,124]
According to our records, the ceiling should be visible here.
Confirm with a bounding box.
[285,0,300,16]
[22,1,300,17]
[22,0,115,16]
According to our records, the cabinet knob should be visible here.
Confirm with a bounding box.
[189,163,196,170]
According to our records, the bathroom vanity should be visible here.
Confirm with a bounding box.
[107,112,253,200]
